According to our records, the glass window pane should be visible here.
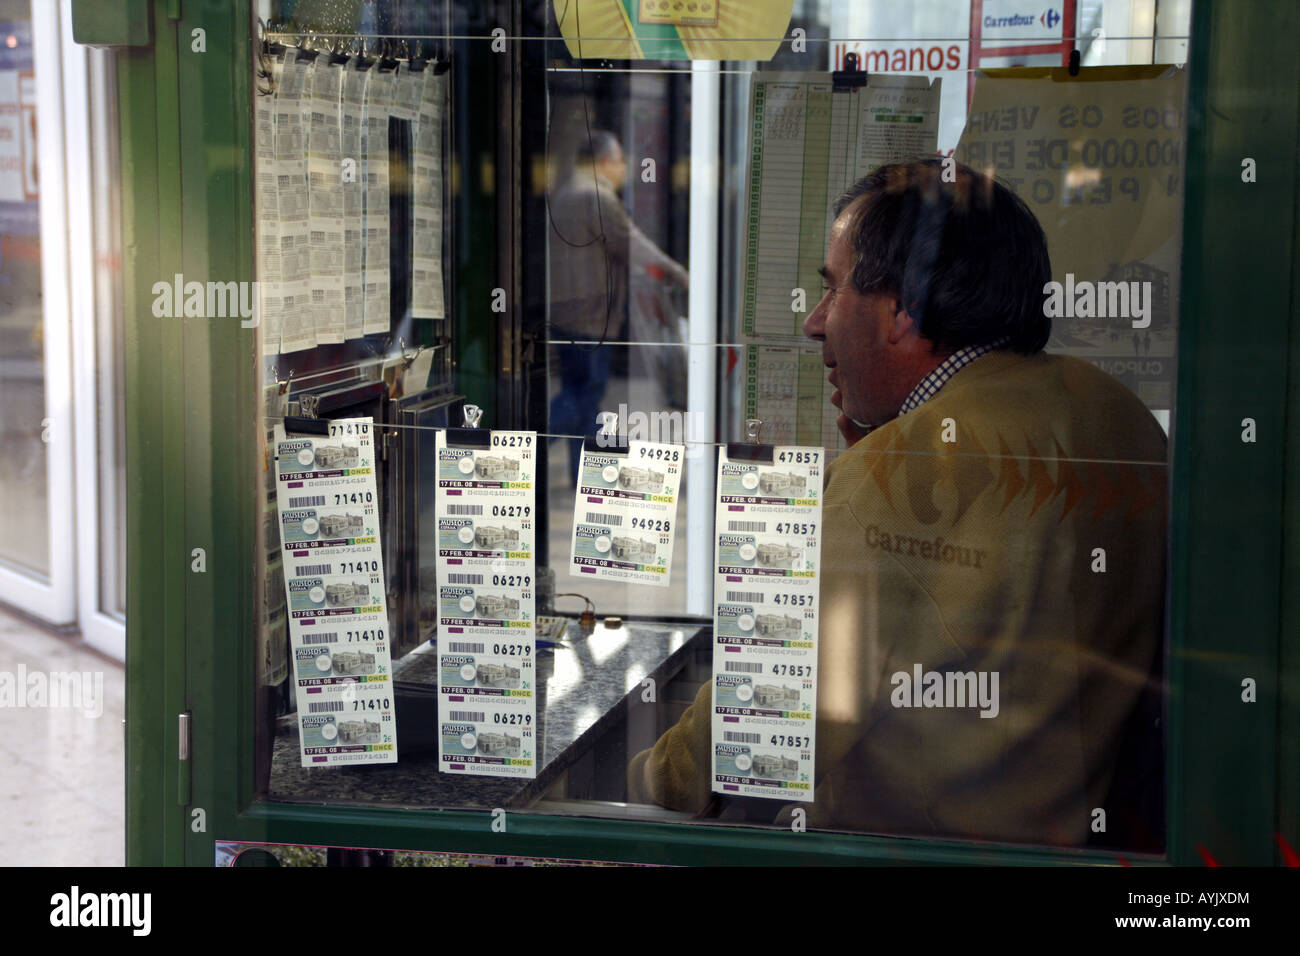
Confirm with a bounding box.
[251,0,1185,854]
[0,7,48,578]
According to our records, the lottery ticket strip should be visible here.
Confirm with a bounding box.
[712,446,824,802]
[434,431,538,779]
[272,418,398,767]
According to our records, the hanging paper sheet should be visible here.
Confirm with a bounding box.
[361,66,394,336]
[411,67,447,319]
[307,57,346,344]
[273,48,314,353]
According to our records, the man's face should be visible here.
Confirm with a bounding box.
[803,208,908,428]
[597,145,627,193]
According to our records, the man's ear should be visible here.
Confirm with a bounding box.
[887,300,918,345]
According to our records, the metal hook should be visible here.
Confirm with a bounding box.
[278,368,295,395]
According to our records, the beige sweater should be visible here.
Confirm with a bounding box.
[628,351,1167,845]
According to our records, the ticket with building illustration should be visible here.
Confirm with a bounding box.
[273,418,398,767]
[712,739,813,799]
[569,440,684,587]
[280,502,379,550]
[298,683,397,764]
[714,591,817,647]
[438,709,536,777]
[710,444,823,802]
[435,430,536,491]
[436,514,533,566]
[434,428,537,779]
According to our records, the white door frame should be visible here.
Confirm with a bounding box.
[62,0,124,660]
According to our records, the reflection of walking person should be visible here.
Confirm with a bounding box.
[1132,331,1142,355]
[548,131,688,476]
[1143,331,1151,355]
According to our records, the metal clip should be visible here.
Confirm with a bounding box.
[462,404,483,428]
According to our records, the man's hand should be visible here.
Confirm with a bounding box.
[831,388,870,445]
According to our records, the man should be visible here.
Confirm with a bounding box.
[548,130,689,474]
[628,159,1167,847]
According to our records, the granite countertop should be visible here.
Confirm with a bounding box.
[268,617,707,811]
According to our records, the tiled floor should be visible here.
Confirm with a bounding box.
[0,605,124,865]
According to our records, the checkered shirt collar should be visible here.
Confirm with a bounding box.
[896,337,1011,418]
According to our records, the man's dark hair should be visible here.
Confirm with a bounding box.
[834,158,1052,354]
[575,129,622,166]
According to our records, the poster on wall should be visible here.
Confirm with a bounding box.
[953,65,1187,412]
[739,73,941,452]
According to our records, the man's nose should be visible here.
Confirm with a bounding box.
[803,295,827,340]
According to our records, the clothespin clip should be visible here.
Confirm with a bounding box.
[284,388,329,436]
[587,409,628,456]
[832,51,867,92]
[446,402,491,448]
[399,337,423,370]
[728,418,774,463]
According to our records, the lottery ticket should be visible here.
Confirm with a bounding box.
[273,418,397,766]
[710,445,824,801]
[435,430,537,779]
[569,440,684,587]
